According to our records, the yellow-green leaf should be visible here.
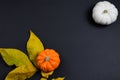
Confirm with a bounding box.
[40,78,47,80]
[52,77,65,80]
[41,71,54,78]
[27,30,44,67]
[0,48,37,80]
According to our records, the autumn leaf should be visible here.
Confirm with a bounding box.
[52,77,65,80]
[40,77,47,80]
[0,30,64,80]
[27,30,44,67]
[41,71,54,78]
[0,48,37,80]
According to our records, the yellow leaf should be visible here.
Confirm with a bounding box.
[27,30,44,67]
[41,71,54,78]
[52,77,65,80]
[0,48,37,80]
[40,78,47,80]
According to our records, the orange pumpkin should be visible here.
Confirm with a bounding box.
[36,49,60,72]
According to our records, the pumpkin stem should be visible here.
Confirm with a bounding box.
[103,10,108,13]
[45,56,50,61]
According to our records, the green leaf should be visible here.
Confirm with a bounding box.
[27,30,44,67]
[0,48,37,80]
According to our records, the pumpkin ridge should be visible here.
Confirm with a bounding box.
[50,58,60,68]
[46,62,54,71]
[49,60,56,68]
[36,55,44,60]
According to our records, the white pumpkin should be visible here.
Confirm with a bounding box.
[92,1,118,25]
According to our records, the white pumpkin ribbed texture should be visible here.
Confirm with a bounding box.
[92,1,118,25]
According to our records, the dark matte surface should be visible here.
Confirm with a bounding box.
[0,0,120,80]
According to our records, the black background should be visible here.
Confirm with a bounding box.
[0,0,120,80]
